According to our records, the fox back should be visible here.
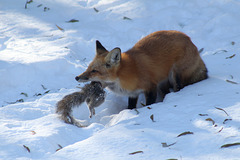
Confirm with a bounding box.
[76,30,208,109]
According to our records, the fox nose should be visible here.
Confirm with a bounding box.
[75,76,80,81]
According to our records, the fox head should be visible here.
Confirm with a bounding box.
[75,41,121,83]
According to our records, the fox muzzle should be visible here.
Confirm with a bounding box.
[75,75,89,82]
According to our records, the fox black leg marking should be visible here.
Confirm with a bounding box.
[157,79,171,102]
[173,73,182,92]
[128,96,138,109]
[169,68,182,92]
[144,88,157,106]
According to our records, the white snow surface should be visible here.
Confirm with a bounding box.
[1,0,240,159]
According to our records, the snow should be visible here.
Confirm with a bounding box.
[0,0,240,159]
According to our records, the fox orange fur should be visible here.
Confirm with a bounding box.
[75,30,208,109]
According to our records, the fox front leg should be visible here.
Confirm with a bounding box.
[128,96,138,109]
[144,87,157,106]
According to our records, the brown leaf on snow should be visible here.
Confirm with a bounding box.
[177,131,194,137]
[150,114,155,122]
[134,109,140,114]
[161,142,176,148]
[213,49,227,55]
[198,48,204,54]
[56,24,64,32]
[226,79,238,85]
[23,145,30,153]
[66,19,79,23]
[221,142,240,148]
[205,118,215,125]
[129,151,143,155]
[218,127,223,133]
[93,7,99,12]
[215,107,229,116]
[56,144,63,152]
[223,118,232,124]
[123,16,132,20]
[226,54,236,59]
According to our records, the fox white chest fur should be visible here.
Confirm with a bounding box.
[105,81,143,97]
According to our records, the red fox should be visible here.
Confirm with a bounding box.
[56,81,105,127]
[75,30,208,109]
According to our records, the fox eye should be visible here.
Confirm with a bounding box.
[105,63,111,68]
[91,69,98,73]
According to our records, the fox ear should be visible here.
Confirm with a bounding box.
[109,47,121,65]
[96,40,107,55]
